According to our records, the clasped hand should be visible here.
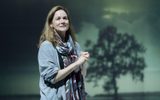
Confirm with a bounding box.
[76,52,90,66]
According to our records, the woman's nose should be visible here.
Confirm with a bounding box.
[60,19,65,23]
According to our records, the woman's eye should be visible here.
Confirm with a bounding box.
[63,17,68,20]
[56,17,61,20]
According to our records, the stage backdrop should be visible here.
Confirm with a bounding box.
[0,0,160,100]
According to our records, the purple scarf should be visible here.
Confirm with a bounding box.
[55,33,86,100]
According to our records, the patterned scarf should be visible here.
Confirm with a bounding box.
[55,33,86,100]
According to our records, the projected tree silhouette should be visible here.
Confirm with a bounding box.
[85,26,146,100]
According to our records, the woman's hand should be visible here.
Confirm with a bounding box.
[75,52,90,66]
[81,52,90,59]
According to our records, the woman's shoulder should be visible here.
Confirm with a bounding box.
[40,40,53,47]
[75,42,80,47]
[41,40,52,46]
[39,40,56,50]
[74,42,82,52]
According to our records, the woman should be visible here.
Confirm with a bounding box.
[38,5,89,100]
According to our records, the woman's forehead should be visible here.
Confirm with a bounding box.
[54,9,68,17]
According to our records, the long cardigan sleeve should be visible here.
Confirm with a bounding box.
[38,41,60,84]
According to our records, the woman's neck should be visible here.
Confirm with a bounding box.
[54,30,66,42]
[59,33,66,42]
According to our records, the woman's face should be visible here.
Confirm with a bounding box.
[51,9,69,34]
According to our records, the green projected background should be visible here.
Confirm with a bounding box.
[0,0,160,99]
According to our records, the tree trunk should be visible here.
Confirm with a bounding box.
[112,73,118,100]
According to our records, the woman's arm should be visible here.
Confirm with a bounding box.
[53,52,89,84]
[80,62,88,79]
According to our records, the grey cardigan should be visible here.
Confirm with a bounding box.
[38,40,81,100]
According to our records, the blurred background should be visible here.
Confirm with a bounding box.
[0,0,160,100]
